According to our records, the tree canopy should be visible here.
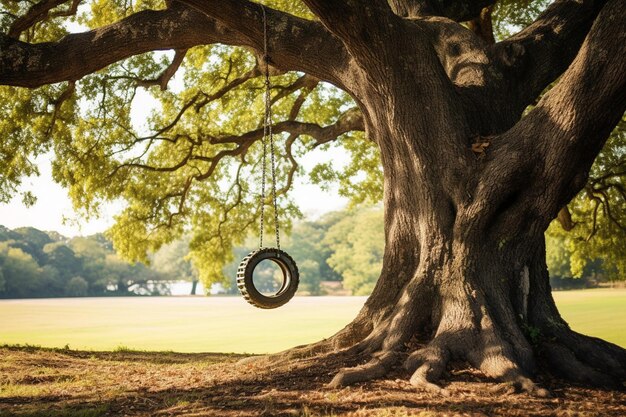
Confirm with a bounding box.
[0,0,623,289]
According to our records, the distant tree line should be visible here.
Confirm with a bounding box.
[0,226,170,298]
[1,207,620,298]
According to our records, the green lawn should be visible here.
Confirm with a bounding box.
[0,289,624,353]
[552,288,626,347]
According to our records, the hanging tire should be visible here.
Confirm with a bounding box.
[237,248,299,309]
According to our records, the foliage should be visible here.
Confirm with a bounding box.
[546,116,626,283]
[491,0,550,41]
[0,225,171,298]
[0,242,43,298]
[66,276,89,297]
[310,134,383,206]
[0,0,366,289]
[323,207,384,295]
[282,212,343,294]
[150,236,200,294]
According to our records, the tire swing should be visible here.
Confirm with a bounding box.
[236,5,299,309]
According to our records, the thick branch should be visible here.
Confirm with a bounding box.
[494,0,607,110]
[467,6,494,44]
[0,3,347,88]
[176,0,349,87]
[1,8,220,87]
[8,0,80,39]
[301,0,394,52]
[388,0,496,21]
[388,0,430,18]
[489,0,626,232]
[556,206,576,231]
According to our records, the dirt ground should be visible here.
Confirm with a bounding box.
[0,345,624,417]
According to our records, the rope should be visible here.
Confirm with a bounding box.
[259,4,281,250]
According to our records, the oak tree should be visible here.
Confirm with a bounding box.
[1,0,625,393]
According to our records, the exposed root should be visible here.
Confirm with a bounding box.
[328,351,399,388]
[241,266,624,395]
[543,342,623,389]
[409,373,450,396]
[404,341,451,395]
[558,331,626,380]
[240,324,622,395]
[506,376,550,397]
[487,375,550,397]
[237,354,268,367]
[237,336,338,367]
[472,350,550,397]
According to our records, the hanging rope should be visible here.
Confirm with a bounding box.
[258,4,280,251]
[235,5,299,309]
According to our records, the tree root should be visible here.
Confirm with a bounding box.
[239,290,625,395]
[488,376,550,397]
[542,327,626,390]
[405,343,451,396]
[238,325,624,396]
[558,331,626,380]
[328,351,399,388]
[468,339,551,397]
[237,338,338,367]
[543,342,620,389]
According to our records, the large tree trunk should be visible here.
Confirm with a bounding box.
[251,0,626,392]
[271,114,626,393]
[325,141,626,392]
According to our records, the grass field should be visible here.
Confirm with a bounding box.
[0,289,625,353]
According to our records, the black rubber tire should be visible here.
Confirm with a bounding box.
[237,248,299,309]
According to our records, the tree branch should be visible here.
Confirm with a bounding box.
[45,80,75,138]
[494,0,626,225]
[388,0,496,21]
[494,0,608,110]
[556,205,576,231]
[209,107,364,147]
[175,0,349,87]
[1,8,218,87]
[301,0,395,52]
[136,48,188,91]
[107,106,363,189]
[467,6,494,44]
[8,0,80,39]
[0,3,348,88]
